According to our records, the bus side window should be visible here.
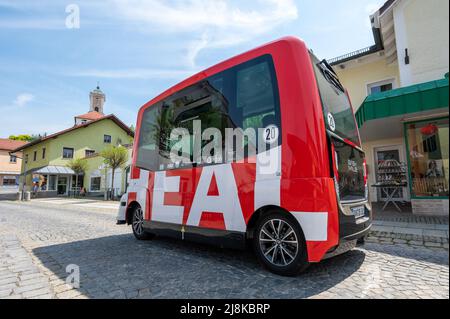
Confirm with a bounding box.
[135,55,281,171]
[136,106,160,171]
[235,59,280,152]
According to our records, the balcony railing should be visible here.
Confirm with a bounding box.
[327,46,375,65]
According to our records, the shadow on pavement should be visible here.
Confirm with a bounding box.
[32,234,366,299]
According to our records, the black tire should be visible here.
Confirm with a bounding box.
[253,212,309,276]
[131,205,154,240]
[357,236,366,245]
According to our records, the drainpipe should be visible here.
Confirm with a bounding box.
[22,159,27,201]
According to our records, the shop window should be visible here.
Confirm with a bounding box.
[48,175,56,191]
[40,175,48,191]
[90,177,101,191]
[406,118,449,198]
[2,176,16,186]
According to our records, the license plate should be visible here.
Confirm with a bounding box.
[351,205,365,219]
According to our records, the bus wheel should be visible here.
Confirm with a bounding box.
[254,212,309,276]
[131,205,154,240]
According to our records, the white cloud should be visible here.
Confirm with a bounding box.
[14,93,34,107]
[113,0,298,67]
[187,32,209,68]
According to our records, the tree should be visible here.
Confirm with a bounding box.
[66,158,88,196]
[9,133,47,142]
[99,145,128,199]
[9,134,33,142]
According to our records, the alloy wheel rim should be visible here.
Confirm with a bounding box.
[259,219,299,267]
[132,208,144,235]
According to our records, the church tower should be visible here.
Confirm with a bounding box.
[89,85,105,114]
[74,85,106,125]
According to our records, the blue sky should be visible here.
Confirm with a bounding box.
[0,0,386,137]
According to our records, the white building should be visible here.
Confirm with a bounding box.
[328,0,449,216]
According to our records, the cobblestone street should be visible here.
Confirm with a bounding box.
[0,201,448,299]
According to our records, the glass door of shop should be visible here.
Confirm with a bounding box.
[57,176,68,195]
[374,146,409,202]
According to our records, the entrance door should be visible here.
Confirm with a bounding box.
[374,146,409,202]
[57,176,68,195]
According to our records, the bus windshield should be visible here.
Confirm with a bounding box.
[310,53,360,146]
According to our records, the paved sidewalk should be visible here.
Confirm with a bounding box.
[370,203,449,249]
[372,220,448,235]
[0,234,53,299]
[23,198,120,210]
[369,220,449,249]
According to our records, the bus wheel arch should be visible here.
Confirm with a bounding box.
[246,205,306,241]
[126,201,140,225]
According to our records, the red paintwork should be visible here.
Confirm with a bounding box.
[129,37,352,263]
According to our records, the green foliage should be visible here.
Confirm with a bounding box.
[66,158,89,175]
[8,134,33,142]
[9,133,47,142]
[100,145,128,170]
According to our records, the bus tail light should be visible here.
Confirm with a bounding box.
[363,158,369,199]
[330,144,339,182]
[363,158,368,186]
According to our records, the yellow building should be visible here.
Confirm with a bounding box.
[11,86,134,198]
[328,0,449,216]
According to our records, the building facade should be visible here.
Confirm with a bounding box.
[328,0,449,216]
[12,87,134,198]
[0,139,26,188]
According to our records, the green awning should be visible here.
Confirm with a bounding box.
[356,76,449,128]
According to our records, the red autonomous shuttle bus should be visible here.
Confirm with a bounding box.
[117,37,372,276]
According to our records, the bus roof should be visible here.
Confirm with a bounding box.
[137,36,307,114]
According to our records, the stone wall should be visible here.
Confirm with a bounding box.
[412,199,449,216]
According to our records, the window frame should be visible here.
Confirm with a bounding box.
[47,174,57,191]
[42,147,46,159]
[85,149,95,157]
[90,176,101,192]
[104,134,112,144]
[367,78,396,95]
[2,176,17,186]
[62,147,74,159]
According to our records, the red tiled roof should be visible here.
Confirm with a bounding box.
[75,111,105,120]
[0,138,27,151]
[11,114,134,152]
